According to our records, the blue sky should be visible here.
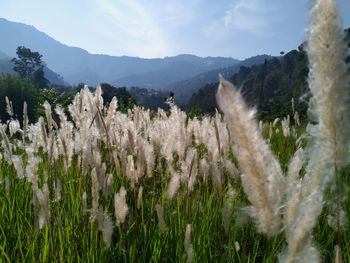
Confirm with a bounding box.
[0,0,349,59]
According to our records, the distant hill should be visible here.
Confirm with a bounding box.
[112,54,238,89]
[167,55,272,106]
[188,28,350,119]
[0,18,239,86]
[188,46,309,120]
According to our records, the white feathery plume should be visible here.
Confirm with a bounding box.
[91,168,99,213]
[155,204,167,233]
[11,156,25,178]
[101,213,114,248]
[216,76,285,235]
[5,96,13,117]
[36,183,51,230]
[9,119,21,137]
[269,123,273,141]
[39,117,48,151]
[23,101,28,142]
[259,120,263,132]
[25,153,40,186]
[294,112,301,127]
[222,183,236,233]
[95,85,104,111]
[91,208,114,248]
[137,186,143,210]
[306,0,350,186]
[105,96,118,132]
[98,210,114,249]
[54,178,62,202]
[281,116,291,137]
[143,141,155,177]
[273,118,280,127]
[166,172,181,199]
[43,101,54,132]
[114,186,128,226]
[184,224,194,262]
[82,192,87,216]
[282,0,350,261]
[234,241,240,252]
[199,159,209,183]
[126,155,136,188]
[0,125,12,162]
[105,173,114,198]
[56,106,74,171]
[186,148,197,193]
[224,159,239,181]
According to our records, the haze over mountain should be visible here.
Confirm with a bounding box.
[0,18,240,87]
[168,54,272,105]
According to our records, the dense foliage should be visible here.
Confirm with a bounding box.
[11,46,49,88]
[100,83,136,113]
[128,86,172,111]
[188,28,350,120]
[0,75,41,123]
[188,47,309,121]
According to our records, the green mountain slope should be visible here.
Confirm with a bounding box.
[188,27,350,120]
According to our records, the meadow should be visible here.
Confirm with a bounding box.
[1,0,350,262]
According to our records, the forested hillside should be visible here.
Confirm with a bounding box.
[188,28,350,120]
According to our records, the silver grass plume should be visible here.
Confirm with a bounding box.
[184,224,194,262]
[0,125,12,162]
[306,0,350,187]
[91,168,99,213]
[8,119,21,137]
[114,186,128,226]
[82,192,87,216]
[101,212,114,248]
[43,101,55,132]
[166,172,181,199]
[92,208,114,248]
[306,0,350,191]
[155,204,167,233]
[36,183,51,230]
[23,102,28,142]
[310,0,350,251]
[5,96,13,117]
[216,76,285,235]
[281,0,350,261]
[137,186,143,210]
[12,156,25,178]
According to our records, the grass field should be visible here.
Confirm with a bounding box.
[0,87,349,262]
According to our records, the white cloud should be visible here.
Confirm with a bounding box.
[93,0,173,58]
[204,0,272,38]
[224,0,267,34]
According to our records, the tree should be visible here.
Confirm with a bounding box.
[0,75,41,123]
[11,46,49,88]
[100,83,136,111]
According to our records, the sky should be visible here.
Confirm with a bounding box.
[0,0,349,59]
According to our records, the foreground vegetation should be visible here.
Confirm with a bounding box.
[1,85,346,262]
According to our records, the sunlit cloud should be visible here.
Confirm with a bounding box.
[93,0,173,58]
[224,0,268,34]
[203,0,274,39]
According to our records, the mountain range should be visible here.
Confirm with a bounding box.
[0,17,240,87]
